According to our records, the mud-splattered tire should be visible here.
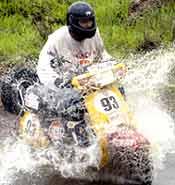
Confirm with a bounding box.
[102,145,153,185]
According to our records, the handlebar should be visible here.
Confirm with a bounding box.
[71,63,126,90]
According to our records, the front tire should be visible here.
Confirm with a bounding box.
[1,67,39,114]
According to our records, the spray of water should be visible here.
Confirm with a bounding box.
[0,140,37,184]
[0,137,102,184]
[123,47,175,173]
[0,47,175,184]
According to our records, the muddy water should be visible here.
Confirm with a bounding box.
[0,47,175,185]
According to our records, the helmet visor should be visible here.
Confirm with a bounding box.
[78,18,93,29]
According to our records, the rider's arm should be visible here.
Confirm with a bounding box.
[96,28,115,62]
[37,35,59,88]
[96,29,125,97]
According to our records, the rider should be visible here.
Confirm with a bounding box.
[1,1,124,115]
[37,1,115,88]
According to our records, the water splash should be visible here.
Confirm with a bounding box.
[0,134,101,184]
[0,47,175,184]
[124,47,175,93]
[123,47,175,173]
[0,140,37,184]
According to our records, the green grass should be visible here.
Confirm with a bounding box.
[0,15,42,63]
[0,0,174,64]
[97,1,175,57]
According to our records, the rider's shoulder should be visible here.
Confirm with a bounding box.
[48,26,68,41]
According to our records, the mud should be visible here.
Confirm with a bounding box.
[0,102,17,139]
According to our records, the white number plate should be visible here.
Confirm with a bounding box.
[95,70,115,87]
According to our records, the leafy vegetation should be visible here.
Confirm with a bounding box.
[0,0,174,64]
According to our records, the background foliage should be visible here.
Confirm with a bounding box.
[0,0,174,64]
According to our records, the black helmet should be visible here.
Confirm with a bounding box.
[67,1,96,41]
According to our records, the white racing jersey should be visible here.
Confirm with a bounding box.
[37,26,113,88]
